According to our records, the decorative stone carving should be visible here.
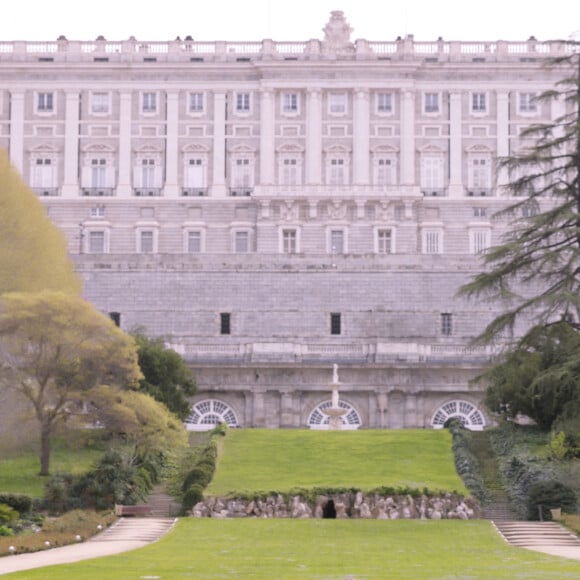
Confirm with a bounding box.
[322,11,354,54]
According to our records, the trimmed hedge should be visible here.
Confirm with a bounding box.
[0,493,32,514]
[527,480,577,521]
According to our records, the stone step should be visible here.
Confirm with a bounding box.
[493,521,580,549]
[91,518,175,543]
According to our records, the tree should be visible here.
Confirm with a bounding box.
[459,47,580,340]
[133,332,196,420]
[0,150,81,296]
[0,291,142,475]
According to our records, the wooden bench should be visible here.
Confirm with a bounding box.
[114,504,152,517]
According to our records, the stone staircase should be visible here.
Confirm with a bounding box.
[470,430,519,522]
[146,484,181,518]
[494,521,580,548]
[91,517,175,543]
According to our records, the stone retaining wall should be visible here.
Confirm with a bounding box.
[192,492,481,520]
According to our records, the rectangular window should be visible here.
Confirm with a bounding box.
[282,229,297,254]
[469,157,491,191]
[424,230,441,254]
[91,158,107,188]
[375,158,396,186]
[141,159,156,188]
[139,230,154,253]
[470,229,490,254]
[328,92,347,114]
[473,207,487,218]
[376,92,393,114]
[90,205,105,218]
[189,92,204,113]
[187,231,202,253]
[519,92,537,113]
[88,231,105,254]
[220,312,231,335]
[282,92,299,114]
[377,229,392,253]
[471,92,486,113]
[330,229,345,254]
[31,158,56,189]
[234,231,250,253]
[142,92,157,113]
[330,313,342,335]
[424,93,440,113]
[91,92,110,114]
[236,92,251,113]
[328,158,346,185]
[37,92,54,112]
[281,158,300,186]
[421,157,444,192]
[441,313,453,336]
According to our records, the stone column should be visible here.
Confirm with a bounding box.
[496,91,510,192]
[253,391,265,428]
[448,91,463,197]
[404,393,418,428]
[211,91,227,196]
[353,89,370,185]
[305,88,322,185]
[117,91,133,196]
[60,91,81,197]
[8,91,25,177]
[400,90,416,189]
[164,91,179,197]
[280,391,294,427]
[259,89,275,186]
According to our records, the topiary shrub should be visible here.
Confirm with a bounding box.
[527,480,577,521]
[182,485,204,512]
[182,466,213,491]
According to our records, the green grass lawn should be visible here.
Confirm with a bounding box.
[208,429,468,496]
[0,440,103,497]
[7,519,580,579]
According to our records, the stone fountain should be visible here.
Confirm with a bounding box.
[322,364,348,430]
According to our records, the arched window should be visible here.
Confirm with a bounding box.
[307,400,362,430]
[431,400,485,431]
[184,399,239,431]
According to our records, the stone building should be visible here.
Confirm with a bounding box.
[0,12,568,430]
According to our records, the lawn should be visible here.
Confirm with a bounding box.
[7,519,580,579]
[0,439,103,497]
[207,429,468,496]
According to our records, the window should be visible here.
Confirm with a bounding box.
[282,92,299,114]
[187,230,202,253]
[282,229,298,254]
[518,92,537,114]
[142,92,157,113]
[441,313,453,336]
[330,313,342,335]
[471,92,486,114]
[423,230,442,254]
[473,207,487,218]
[87,231,106,254]
[220,313,231,335]
[327,158,347,185]
[377,229,393,253]
[328,92,347,115]
[470,229,491,254]
[37,92,54,113]
[231,158,254,193]
[468,157,492,193]
[91,92,110,114]
[420,156,445,193]
[235,92,251,113]
[234,230,250,253]
[139,230,155,253]
[189,92,204,113]
[376,92,393,114]
[329,229,345,254]
[280,157,301,186]
[90,205,105,218]
[141,159,156,188]
[30,157,56,190]
[184,158,207,192]
[424,92,440,114]
[91,159,107,188]
[374,157,396,186]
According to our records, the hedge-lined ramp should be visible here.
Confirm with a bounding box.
[207,429,467,496]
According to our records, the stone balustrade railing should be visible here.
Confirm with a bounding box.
[166,340,497,364]
[0,36,572,64]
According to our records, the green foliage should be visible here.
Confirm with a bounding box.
[481,322,580,429]
[133,332,196,420]
[0,525,14,537]
[182,484,204,511]
[527,480,577,520]
[0,493,31,514]
[0,291,143,475]
[0,504,18,524]
[448,422,491,503]
[548,431,568,460]
[0,150,81,296]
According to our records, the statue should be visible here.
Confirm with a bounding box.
[332,363,339,385]
[322,11,354,55]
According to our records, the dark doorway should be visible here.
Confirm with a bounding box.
[322,499,336,519]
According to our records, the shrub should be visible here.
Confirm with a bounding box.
[182,485,204,512]
[0,493,32,514]
[182,466,214,491]
[0,525,14,537]
[527,480,577,521]
[0,504,19,524]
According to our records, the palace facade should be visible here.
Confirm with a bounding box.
[0,12,568,430]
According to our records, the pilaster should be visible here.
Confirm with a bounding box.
[305,88,322,185]
[400,90,416,187]
[8,91,25,176]
[164,91,179,197]
[353,89,370,185]
[496,91,510,191]
[117,91,133,196]
[448,91,463,197]
[211,91,227,196]
[259,89,275,185]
